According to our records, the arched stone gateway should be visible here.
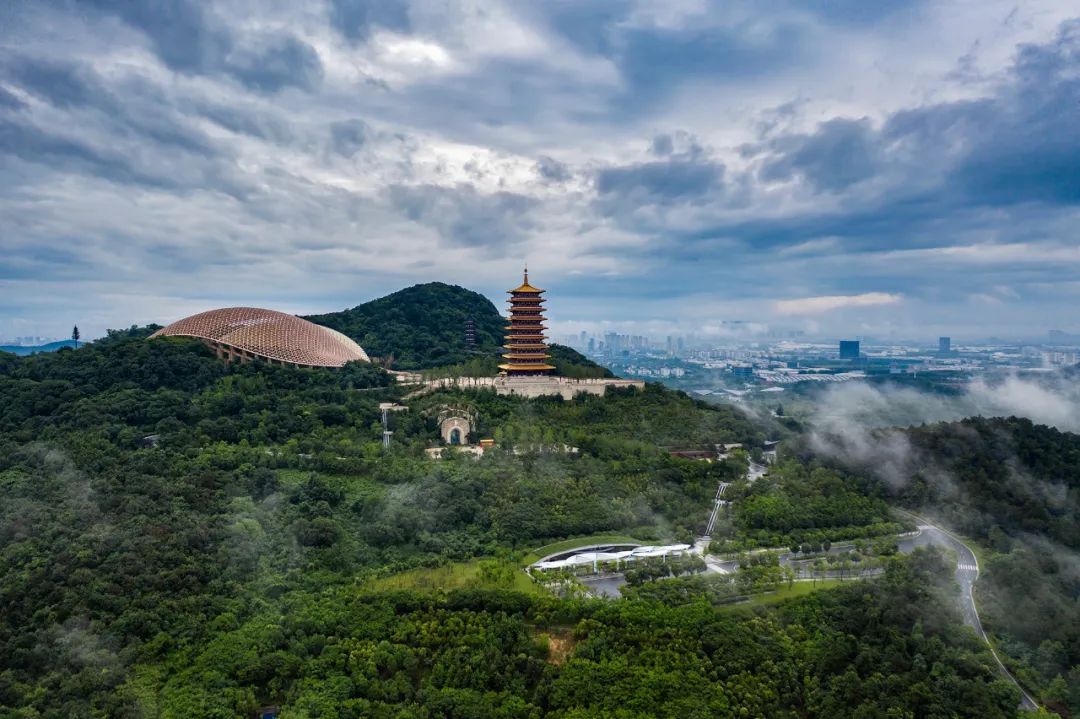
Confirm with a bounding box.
[440,416,471,445]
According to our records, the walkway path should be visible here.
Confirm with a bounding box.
[704,482,730,536]
[697,459,768,550]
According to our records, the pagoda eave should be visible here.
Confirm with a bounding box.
[498,363,557,372]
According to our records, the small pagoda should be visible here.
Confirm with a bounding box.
[499,268,555,376]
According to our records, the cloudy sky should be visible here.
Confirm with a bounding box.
[1,0,1078,342]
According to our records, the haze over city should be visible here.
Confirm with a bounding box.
[1,1,1078,341]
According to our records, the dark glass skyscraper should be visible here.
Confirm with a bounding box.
[839,340,860,359]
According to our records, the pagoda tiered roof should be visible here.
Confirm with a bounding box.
[499,269,555,375]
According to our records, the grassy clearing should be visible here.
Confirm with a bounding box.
[368,560,545,595]
[278,469,382,502]
[726,579,846,608]
[524,534,647,564]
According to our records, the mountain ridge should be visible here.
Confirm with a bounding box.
[306,281,608,375]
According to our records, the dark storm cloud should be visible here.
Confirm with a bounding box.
[0,56,219,164]
[760,118,880,192]
[591,137,728,225]
[386,184,536,249]
[4,58,104,109]
[329,119,369,157]
[224,34,324,94]
[328,0,411,42]
[189,100,295,144]
[0,118,179,190]
[533,2,815,116]
[535,156,571,182]
[596,158,724,202]
[0,86,24,110]
[671,19,1080,256]
[81,0,322,93]
[81,0,230,74]
[651,134,674,156]
[947,21,1080,205]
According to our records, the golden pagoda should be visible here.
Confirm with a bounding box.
[499,268,556,376]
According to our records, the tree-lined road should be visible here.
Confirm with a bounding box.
[896,513,1039,712]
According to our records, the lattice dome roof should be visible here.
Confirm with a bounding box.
[151,307,369,368]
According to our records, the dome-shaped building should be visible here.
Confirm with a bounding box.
[151,307,369,368]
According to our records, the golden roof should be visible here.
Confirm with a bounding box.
[150,307,369,368]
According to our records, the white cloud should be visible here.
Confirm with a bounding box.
[773,292,903,316]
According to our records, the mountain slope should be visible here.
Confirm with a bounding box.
[809,416,1080,713]
[305,282,505,369]
[306,282,612,376]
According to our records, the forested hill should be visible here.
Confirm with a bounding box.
[811,416,1080,549]
[305,282,609,375]
[305,282,506,368]
[808,416,1080,713]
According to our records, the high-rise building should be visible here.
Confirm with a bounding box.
[499,269,555,376]
[839,340,860,359]
[938,336,951,353]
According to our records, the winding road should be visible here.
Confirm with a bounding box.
[895,512,1040,712]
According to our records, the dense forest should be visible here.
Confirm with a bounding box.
[0,330,756,715]
[807,416,1080,715]
[707,461,910,553]
[0,330,1068,716]
[140,551,1018,717]
[305,282,507,369]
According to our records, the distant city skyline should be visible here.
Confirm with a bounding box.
[2,2,1078,340]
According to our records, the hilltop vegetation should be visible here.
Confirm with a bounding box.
[305,282,506,369]
[306,281,608,376]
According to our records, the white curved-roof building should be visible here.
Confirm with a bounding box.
[151,307,369,368]
[532,544,693,571]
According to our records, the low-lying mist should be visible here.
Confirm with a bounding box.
[810,373,1080,435]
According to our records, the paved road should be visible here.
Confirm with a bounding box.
[896,513,1040,712]
[703,519,1040,712]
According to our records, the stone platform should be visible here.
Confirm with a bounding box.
[396,373,644,399]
